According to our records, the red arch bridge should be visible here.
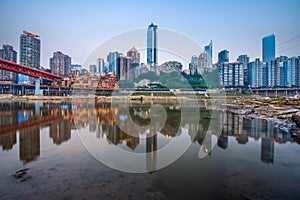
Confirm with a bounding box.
[0,58,62,95]
[0,58,61,81]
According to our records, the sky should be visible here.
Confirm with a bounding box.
[1,0,300,69]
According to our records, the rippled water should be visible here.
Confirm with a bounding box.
[0,100,299,199]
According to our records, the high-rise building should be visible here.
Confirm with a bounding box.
[89,64,97,74]
[248,58,262,87]
[285,57,298,86]
[189,55,199,74]
[262,34,275,62]
[107,51,121,76]
[127,47,140,64]
[237,54,249,85]
[49,51,72,77]
[119,56,132,80]
[198,52,208,74]
[297,56,300,86]
[262,62,268,87]
[204,40,213,68]
[219,62,243,87]
[127,47,141,78]
[147,23,158,66]
[218,50,229,64]
[97,58,105,74]
[189,53,208,75]
[0,44,17,80]
[18,31,41,84]
[276,56,288,86]
[267,59,276,87]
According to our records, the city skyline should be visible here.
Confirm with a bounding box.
[0,0,299,69]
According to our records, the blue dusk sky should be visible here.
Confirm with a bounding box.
[0,0,299,68]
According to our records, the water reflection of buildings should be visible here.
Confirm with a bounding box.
[219,112,294,164]
[49,119,71,145]
[0,134,16,151]
[0,101,298,166]
[95,103,140,150]
[261,138,274,164]
[19,127,40,164]
[0,102,72,164]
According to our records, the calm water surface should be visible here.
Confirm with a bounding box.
[0,100,299,199]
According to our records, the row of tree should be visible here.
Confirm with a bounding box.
[118,70,221,89]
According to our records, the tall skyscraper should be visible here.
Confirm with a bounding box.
[127,47,140,64]
[0,44,17,80]
[262,62,268,87]
[218,50,229,64]
[147,23,158,66]
[297,56,300,86]
[204,40,213,68]
[198,52,208,74]
[119,56,132,80]
[127,47,140,78]
[97,58,105,73]
[49,51,72,77]
[262,34,275,62]
[285,57,298,86]
[267,59,276,87]
[276,56,288,86]
[248,58,262,87]
[18,31,41,84]
[107,51,121,76]
[237,54,249,85]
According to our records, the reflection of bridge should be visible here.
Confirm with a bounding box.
[0,115,63,136]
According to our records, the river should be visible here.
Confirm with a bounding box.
[0,100,299,199]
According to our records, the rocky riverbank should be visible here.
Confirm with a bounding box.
[225,97,300,137]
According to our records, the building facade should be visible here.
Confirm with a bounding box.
[49,51,72,77]
[107,51,121,76]
[276,56,288,86]
[70,64,82,76]
[89,65,97,74]
[147,23,158,66]
[219,62,243,87]
[0,44,17,80]
[204,40,213,69]
[262,34,275,62]
[285,57,298,86]
[127,47,140,64]
[119,56,132,80]
[267,59,276,87]
[198,52,208,74]
[18,31,41,84]
[248,58,262,87]
[218,50,229,64]
[237,54,249,85]
[97,58,105,74]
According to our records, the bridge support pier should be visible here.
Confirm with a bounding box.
[35,78,43,95]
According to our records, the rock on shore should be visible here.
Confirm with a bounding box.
[292,111,300,128]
